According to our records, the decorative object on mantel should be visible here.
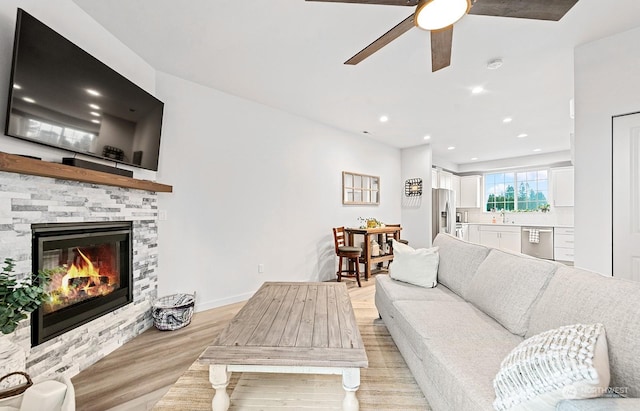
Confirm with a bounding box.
[0,152,172,193]
[404,178,423,197]
[342,171,379,205]
[0,258,55,335]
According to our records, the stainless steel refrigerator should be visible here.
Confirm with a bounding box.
[432,188,456,240]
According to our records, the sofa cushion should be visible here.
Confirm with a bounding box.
[465,249,557,336]
[391,300,523,410]
[493,323,610,411]
[375,274,463,303]
[388,240,439,288]
[527,266,640,398]
[432,234,490,299]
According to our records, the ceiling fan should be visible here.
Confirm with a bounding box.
[306,0,579,72]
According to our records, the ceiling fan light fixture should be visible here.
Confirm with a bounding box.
[415,0,471,31]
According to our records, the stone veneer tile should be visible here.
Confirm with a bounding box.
[0,171,159,382]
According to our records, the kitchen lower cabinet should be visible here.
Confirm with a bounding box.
[478,225,521,253]
[467,224,480,244]
[554,227,575,263]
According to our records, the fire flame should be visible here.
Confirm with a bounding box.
[60,248,103,294]
[43,247,118,314]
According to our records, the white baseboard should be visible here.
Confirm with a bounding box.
[194,291,254,313]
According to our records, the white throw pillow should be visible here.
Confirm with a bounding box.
[388,239,439,288]
[493,323,610,411]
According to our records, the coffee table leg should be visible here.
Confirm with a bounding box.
[342,368,360,411]
[209,364,231,411]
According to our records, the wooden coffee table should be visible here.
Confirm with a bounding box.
[199,282,368,411]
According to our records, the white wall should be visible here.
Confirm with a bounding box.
[400,145,432,249]
[456,151,572,174]
[0,0,157,180]
[0,1,402,315]
[155,72,401,311]
[574,25,640,276]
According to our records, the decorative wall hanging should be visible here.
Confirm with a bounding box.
[405,178,423,197]
[342,171,380,205]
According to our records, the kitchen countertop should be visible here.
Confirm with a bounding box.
[460,223,574,228]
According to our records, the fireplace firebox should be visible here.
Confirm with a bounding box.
[31,221,133,346]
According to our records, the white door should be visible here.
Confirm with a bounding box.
[613,112,640,281]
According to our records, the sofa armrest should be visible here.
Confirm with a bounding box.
[557,398,640,411]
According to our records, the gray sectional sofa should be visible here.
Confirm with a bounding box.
[375,233,640,411]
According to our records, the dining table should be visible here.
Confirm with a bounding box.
[344,225,402,281]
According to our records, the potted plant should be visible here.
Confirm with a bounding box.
[0,258,53,334]
[358,217,383,229]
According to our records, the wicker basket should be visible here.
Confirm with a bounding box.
[0,372,32,400]
[152,292,195,331]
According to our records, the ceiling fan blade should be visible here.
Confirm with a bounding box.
[430,26,453,72]
[345,14,415,65]
[306,0,418,6]
[469,0,579,21]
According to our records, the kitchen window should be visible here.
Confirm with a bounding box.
[484,169,549,212]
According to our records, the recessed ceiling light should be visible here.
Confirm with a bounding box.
[517,133,528,138]
[91,119,101,124]
[90,112,100,117]
[487,58,503,70]
[423,135,431,140]
[13,84,22,90]
[22,97,35,103]
[471,157,479,161]
[379,115,389,123]
[503,117,513,123]
[533,148,542,152]
[86,89,101,97]
[471,86,484,94]
[447,146,456,150]
[89,104,101,110]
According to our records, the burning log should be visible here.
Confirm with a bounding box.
[68,276,109,288]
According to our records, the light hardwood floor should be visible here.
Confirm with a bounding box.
[72,275,418,410]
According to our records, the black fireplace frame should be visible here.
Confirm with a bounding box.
[31,221,133,346]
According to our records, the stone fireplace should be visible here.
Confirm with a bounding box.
[0,170,159,380]
[31,221,133,346]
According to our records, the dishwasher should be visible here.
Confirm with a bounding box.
[521,227,554,260]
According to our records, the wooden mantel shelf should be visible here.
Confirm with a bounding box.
[0,152,173,193]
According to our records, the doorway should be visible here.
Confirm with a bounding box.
[612,112,640,281]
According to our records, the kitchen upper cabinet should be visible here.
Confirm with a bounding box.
[551,167,574,207]
[478,225,521,253]
[432,169,439,189]
[459,175,482,208]
[452,175,461,208]
[439,170,453,190]
[432,169,453,190]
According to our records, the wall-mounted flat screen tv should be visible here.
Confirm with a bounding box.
[5,9,164,171]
